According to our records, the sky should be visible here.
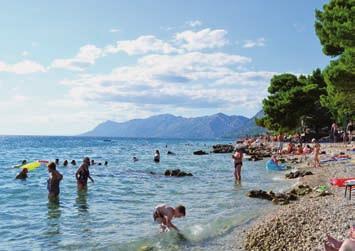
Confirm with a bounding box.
[0,0,330,135]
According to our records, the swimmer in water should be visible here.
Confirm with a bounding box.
[154,150,160,163]
[133,156,139,162]
[71,160,77,165]
[47,162,63,200]
[153,204,186,232]
[63,160,68,166]
[16,168,28,180]
[76,157,94,190]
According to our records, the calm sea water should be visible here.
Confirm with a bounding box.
[0,136,293,250]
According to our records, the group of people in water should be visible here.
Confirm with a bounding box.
[15,151,186,232]
[16,157,95,200]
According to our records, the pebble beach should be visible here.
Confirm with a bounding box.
[242,143,355,251]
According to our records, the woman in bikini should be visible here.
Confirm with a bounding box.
[232,149,243,182]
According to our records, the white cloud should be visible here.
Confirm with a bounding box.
[60,49,274,113]
[243,37,266,48]
[186,20,202,27]
[13,95,28,102]
[22,51,29,57]
[109,28,120,33]
[50,44,103,71]
[175,28,228,51]
[0,60,46,74]
[104,35,179,55]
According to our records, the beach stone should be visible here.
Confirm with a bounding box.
[247,190,273,201]
[193,150,208,155]
[290,184,312,196]
[212,144,234,153]
[285,170,313,179]
[247,189,299,205]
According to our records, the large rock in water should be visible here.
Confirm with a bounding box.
[164,169,193,177]
[193,150,208,155]
[247,189,298,205]
[285,170,313,179]
[212,144,234,153]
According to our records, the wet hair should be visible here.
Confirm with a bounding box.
[48,162,56,170]
[22,160,27,165]
[22,168,28,173]
[176,205,186,216]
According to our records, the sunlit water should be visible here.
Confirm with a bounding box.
[0,136,294,250]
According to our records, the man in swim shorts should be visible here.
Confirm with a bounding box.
[75,157,94,190]
[153,204,186,232]
[47,162,63,200]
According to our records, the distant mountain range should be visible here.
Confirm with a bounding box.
[81,111,266,139]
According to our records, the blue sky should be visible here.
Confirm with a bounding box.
[0,0,329,135]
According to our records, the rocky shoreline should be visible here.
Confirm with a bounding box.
[242,143,354,251]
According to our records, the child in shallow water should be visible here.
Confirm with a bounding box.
[153,204,186,232]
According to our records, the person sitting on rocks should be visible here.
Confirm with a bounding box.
[286,142,295,154]
[324,224,355,251]
[296,144,303,155]
[271,155,279,165]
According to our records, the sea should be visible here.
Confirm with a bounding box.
[0,136,294,251]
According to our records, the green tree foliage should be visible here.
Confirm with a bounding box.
[257,70,332,133]
[315,0,355,122]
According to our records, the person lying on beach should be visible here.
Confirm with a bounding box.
[16,168,28,180]
[47,162,63,200]
[324,225,355,251]
[153,204,186,232]
[76,157,94,190]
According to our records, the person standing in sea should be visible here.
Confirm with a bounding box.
[75,157,94,190]
[232,148,243,182]
[47,162,63,200]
